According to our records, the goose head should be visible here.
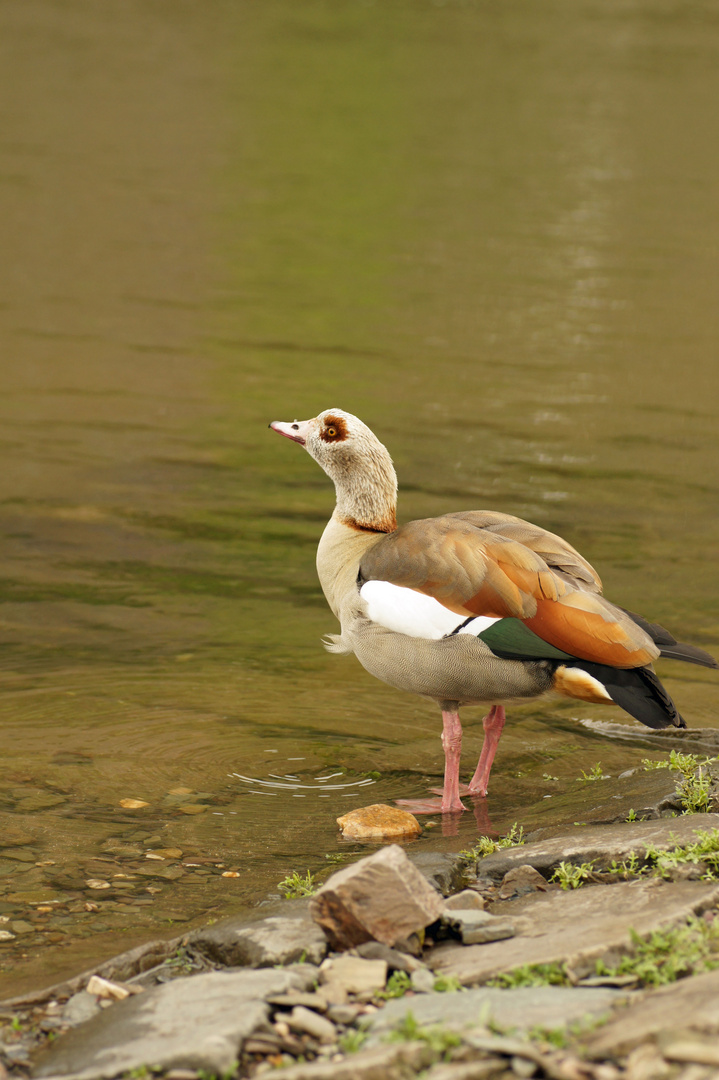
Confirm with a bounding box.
[270,409,398,533]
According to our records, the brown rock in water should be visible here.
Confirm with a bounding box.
[336,804,421,840]
[309,844,444,949]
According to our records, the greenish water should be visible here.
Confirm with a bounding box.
[1,0,718,998]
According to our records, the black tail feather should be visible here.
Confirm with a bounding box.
[622,608,719,670]
[570,660,686,731]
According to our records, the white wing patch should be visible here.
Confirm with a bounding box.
[360,580,499,641]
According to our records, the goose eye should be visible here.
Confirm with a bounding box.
[326,426,336,437]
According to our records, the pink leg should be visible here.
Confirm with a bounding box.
[396,707,466,814]
[466,705,506,797]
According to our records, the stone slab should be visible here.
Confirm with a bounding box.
[408,852,467,897]
[429,878,719,985]
[191,912,327,967]
[262,1041,436,1080]
[475,814,719,881]
[366,985,623,1039]
[32,967,314,1080]
[584,968,719,1058]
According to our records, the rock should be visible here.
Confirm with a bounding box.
[441,909,516,946]
[318,955,388,995]
[337,805,422,841]
[62,991,102,1027]
[0,822,37,848]
[498,866,550,900]
[410,967,437,993]
[33,967,314,1080]
[475,815,719,881]
[662,1037,719,1067]
[356,941,422,972]
[10,920,35,935]
[287,1005,337,1043]
[261,1041,436,1080]
[85,976,135,1001]
[585,968,719,1059]
[268,992,329,1012]
[191,911,327,967]
[443,890,486,911]
[119,799,149,809]
[366,985,622,1040]
[430,878,719,986]
[422,1062,506,1080]
[310,845,445,949]
[408,852,467,897]
[327,1003,363,1024]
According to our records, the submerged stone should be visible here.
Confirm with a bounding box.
[336,804,422,841]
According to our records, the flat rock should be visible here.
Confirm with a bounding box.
[337,805,422,841]
[441,909,515,945]
[287,1005,337,1043]
[261,1041,436,1080]
[356,941,422,972]
[585,967,719,1058]
[429,878,719,985]
[191,911,327,967]
[310,844,445,949]
[443,890,486,911]
[318,955,388,995]
[475,814,719,881]
[366,985,622,1040]
[33,967,314,1080]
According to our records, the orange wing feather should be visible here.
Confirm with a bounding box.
[360,513,658,668]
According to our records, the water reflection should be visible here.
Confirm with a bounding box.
[1,0,719,998]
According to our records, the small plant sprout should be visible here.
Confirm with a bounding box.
[277,870,317,898]
[626,809,638,822]
[579,763,606,782]
[377,971,411,999]
[642,751,717,814]
[388,1012,461,1058]
[433,974,463,993]
[551,861,594,890]
[595,920,719,986]
[338,1027,369,1054]
[490,962,570,989]
[459,823,525,863]
[543,773,559,782]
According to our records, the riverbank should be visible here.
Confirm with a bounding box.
[3,754,719,1080]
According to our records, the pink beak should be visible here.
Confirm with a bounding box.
[269,419,312,446]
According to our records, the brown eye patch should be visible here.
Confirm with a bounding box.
[319,415,348,442]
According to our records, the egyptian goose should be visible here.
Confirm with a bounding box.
[270,409,718,813]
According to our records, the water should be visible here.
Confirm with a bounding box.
[1,0,718,998]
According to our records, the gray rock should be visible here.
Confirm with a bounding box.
[33,967,314,1080]
[408,852,467,897]
[191,912,327,967]
[62,991,102,1027]
[268,992,329,1012]
[262,1040,436,1080]
[410,967,437,993]
[473,814,719,881]
[287,1005,337,1044]
[585,967,719,1058]
[422,1062,507,1080]
[356,941,422,972]
[430,878,719,986]
[366,985,622,1040]
[441,909,515,945]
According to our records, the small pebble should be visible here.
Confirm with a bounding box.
[119,799,149,809]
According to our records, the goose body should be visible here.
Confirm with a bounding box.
[270,409,718,813]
